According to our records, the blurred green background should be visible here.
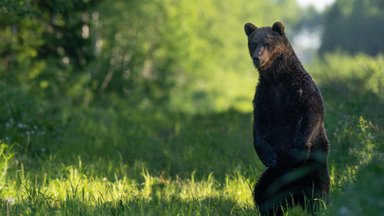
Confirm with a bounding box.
[0,0,383,215]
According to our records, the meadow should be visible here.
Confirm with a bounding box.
[0,53,383,215]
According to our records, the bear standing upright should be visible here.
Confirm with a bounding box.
[244,21,330,215]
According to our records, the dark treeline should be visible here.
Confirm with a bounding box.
[320,0,384,55]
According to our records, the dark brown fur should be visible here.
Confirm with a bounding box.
[244,22,330,215]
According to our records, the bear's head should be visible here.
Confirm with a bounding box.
[244,22,289,71]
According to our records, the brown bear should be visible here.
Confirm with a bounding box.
[244,21,330,215]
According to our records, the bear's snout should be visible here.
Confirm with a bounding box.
[253,56,260,66]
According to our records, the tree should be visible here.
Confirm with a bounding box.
[320,0,384,55]
[0,1,100,105]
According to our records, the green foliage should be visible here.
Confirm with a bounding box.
[320,0,384,55]
[94,0,300,106]
[0,0,100,109]
[1,0,301,109]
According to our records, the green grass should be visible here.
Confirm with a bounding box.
[0,54,383,215]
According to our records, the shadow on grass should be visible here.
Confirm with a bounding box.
[318,75,384,192]
[24,109,261,182]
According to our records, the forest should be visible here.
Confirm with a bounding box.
[0,0,383,215]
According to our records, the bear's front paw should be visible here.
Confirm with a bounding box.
[288,148,309,165]
[260,147,279,168]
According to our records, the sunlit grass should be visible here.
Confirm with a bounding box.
[1,161,256,215]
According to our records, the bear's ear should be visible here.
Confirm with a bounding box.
[272,21,285,36]
[244,23,257,36]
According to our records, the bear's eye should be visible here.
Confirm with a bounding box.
[250,43,257,51]
[263,43,269,48]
